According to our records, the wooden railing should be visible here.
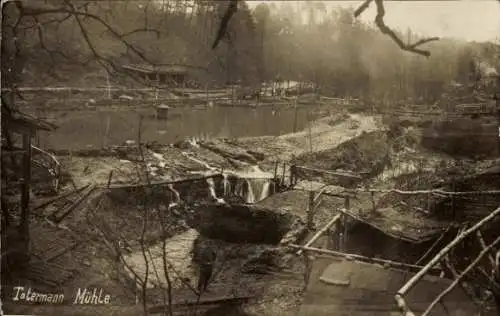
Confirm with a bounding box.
[288,175,500,312]
[395,204,500,316]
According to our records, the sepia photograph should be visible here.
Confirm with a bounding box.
[1,0,499,315]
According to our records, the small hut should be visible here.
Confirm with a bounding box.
[122,64,189,87]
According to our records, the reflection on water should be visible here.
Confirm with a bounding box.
[40,105,313,150]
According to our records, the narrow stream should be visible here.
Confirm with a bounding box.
[155,145,277,205]
[124,159,278,292]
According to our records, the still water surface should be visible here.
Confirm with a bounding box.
[38,105,317,150]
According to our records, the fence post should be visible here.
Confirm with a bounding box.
[290,164,296,187]
[99,115,104,149]
[104,115,111,148]
[307,190,314,231]
[135,276,139,305]
[205,83,209,105]
[343,196,350,251]
[303,251,313,291]
[281,162,286,187]
[273,160,278,180]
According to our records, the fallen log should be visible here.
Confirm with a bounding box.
[51,185,96,223]
[295,165,363,180]
[105,173,222,189]
[198,142,258,164]
[33,184,90,210]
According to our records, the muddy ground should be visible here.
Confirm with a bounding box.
[5,104,500,316]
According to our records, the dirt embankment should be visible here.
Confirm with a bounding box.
[422,117,499,158]
[291,130,390,177]
[232,113,382,164]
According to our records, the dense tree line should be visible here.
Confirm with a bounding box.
[2,0,499,103]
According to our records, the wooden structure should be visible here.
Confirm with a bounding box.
[1,107,58,259]
[288,176,500,315]
[156,104,170,120]
[296,256,480,315]
[122,64,188,87]
[395,205,500,316]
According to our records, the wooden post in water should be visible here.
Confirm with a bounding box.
[104,115,111,148]
[99,115,104,149]
[205,83,209,105]
[106,70,111,99]
[293,97,298,133]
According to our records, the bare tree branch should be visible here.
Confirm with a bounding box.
[212,0,238,49]
[354,0,373,18]
[120,28,160,38]
[18,0,154,63]
[355,0,440,57]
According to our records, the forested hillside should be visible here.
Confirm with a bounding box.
[3,1,499,102]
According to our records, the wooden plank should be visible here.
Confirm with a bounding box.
[106,173,222,189]
[33,184,90,210]
[422,236,500,316]
[295,165,362,180]
[397,205,500,298]
[289,245,441,272]
[52,185,96,223]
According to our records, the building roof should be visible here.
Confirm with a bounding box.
[2,106,58,133]
[122,64,189,75]
[298,256,487,316]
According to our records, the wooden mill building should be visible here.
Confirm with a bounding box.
[121,63,189,87]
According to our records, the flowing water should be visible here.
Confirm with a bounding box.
[224,166,275,204]
[122,228,200,289]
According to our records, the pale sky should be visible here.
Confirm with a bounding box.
[247,1,500,43]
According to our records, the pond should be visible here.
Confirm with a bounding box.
[36,104,318,150]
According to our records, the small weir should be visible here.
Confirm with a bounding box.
[115,148,293,297]
[207,172,275,204]
[219,166,275,204]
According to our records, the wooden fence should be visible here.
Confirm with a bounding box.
[287,163,500,314]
